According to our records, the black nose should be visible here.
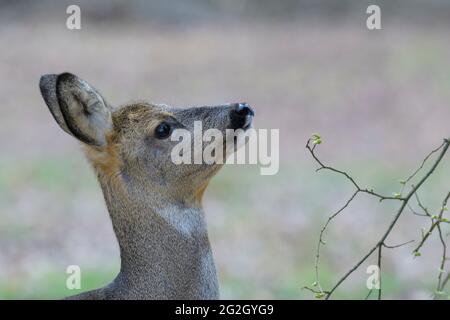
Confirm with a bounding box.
[234,103,254,117]
[229,103,254,129]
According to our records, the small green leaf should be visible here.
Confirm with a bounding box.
[399,180,406,185]
[314,292,326,299]
[413,251,421,257]
[440,218,448,223]
[432,215,439,220]
[312,281,318,287]
[435,290,446,296]
[311,133,322,145]
[392,192,401,199]
[442,206,448,211]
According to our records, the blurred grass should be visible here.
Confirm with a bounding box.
[1,153,448,299]
[0,155,96,193]
[1,135,449,299]
[0,268,117,299]
[1,16,450,299]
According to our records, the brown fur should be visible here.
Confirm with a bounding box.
[39,73,253,300]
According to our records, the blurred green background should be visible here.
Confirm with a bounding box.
[0,0,449,299]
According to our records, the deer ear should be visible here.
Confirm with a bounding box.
[39,73,112,147]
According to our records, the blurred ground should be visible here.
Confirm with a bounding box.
[0,1,449,299]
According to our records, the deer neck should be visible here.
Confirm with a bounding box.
[99,175,219,299]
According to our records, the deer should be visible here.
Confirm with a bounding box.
[39,72,254,300]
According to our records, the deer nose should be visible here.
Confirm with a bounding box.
[229,103,254,130]
[234,103,254,117]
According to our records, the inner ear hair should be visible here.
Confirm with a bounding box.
[39,74,74,137]
[56,73,112,147]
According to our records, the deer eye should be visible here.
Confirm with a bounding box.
[154,122,171,139]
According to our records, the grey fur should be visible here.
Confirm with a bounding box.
[39,73,252,300]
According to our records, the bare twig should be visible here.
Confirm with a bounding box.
[377,245,382,300]
[404,140,447,186]
[364,289,373,300]
[305,139,405,202]
[306,137,449,299]
[382,239,415,249]
[412,192,450,253]
[435,224,447,299]
[409,191,450,299]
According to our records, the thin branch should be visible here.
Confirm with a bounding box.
[365,289,373,300]
[408,203,428,217]
[440,273,449,293]
[382,239,415,249]
[305,137,450,299]
[414,191,432,217]
[404,140,447,185]
[306,139,405,202]
[313,190,358,293]
[435,224,447,299]
[377,245,382,300]
[412,192,450,254]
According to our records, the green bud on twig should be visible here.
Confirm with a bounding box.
[314,292,326,299]
[312,133,322,145]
